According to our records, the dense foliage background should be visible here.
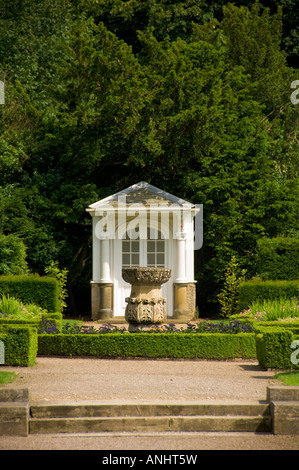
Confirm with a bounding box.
[0,0,298,316]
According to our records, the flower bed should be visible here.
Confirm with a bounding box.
[38,319,254,335]
[0,294,63,332]
[236,297,299,322]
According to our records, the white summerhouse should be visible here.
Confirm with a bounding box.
[86,182,202,322]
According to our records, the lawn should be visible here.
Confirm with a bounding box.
[274,371,299,386]
[0,370,18,385]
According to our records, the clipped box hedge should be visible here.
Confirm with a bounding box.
[254,321,299,336]
[0,325,38,366]
[0,312,63,332]
[38,332,257,360]
[237,280,299,311]
[0,275,60,312]
[255,325,299,370]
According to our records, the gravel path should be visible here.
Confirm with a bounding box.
[1,357,277,403]
[1,357,299,450]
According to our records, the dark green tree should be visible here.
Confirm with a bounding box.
[0,0,297,316]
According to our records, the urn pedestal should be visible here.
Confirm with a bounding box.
[122,267,171,332]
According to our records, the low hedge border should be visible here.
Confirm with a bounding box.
[254,321,299,336]
[3,318,299,366]
[38,332,257,360]
[0,325,38,366]
[0,313,63,332]
[255,325,299,370]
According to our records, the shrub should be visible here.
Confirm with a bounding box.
[256,237,299,280]
[237,280,299,311]
[0,275,60,312]
[217,255,247,317]
[38,332,256,359]
[254,321,299,336]
[255,326,298,369]
[44,261,68,312]
[0,325,38,366]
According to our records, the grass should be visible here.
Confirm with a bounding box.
[62,319,83,327]
[274,371,299,386]
[0,294,48,320]
[239,297,299,322]
[0,370,18,386]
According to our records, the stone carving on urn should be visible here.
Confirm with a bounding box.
[122,267,171,330]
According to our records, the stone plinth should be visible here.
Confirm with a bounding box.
[91,282,113,321]
[122,267,171,331]
[173,282,196,321]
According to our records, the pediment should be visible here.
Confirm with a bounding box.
[87,181,195,212]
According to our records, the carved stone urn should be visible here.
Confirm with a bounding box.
[122,267,171,331]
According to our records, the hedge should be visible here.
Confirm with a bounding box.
[0,325,38,366]
[255,326,299,370]
[3,318,299,366]
[237,280,299,311]
[0,312,63,332]
[0,275,60,312]
[254,321,299,336]
[38,332,257,360]
[256,237,299,281]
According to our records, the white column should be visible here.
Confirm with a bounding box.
[92,217,101,281]
[184,215,195,282]
[175,232,186,282]
[92,216,112,283]
[100,239,111,282]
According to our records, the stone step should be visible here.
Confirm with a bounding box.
[30,401,270,418]
[29,401,271,434]
[29,414,271,434]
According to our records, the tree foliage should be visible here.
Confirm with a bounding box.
[0,0,298,316]
[0,234,28,275]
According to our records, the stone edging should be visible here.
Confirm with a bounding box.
[0,388,30,436]
[267,385,299,435]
